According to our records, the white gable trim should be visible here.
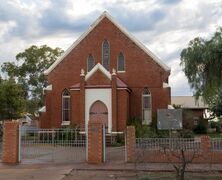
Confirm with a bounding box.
[43,84,52,91]
[163,82,170,88]
[85,63,111,81]
[39,106,46,112]
[44,11,170,75]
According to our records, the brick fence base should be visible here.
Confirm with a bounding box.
[126,126,222,164]
[87,121,104,164]
[2,121,20,164]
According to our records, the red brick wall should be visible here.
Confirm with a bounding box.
[86,70,111,86]
[2,121,19,164]
[87,121,104,164]
[40,17,170,129]
[126,126,136,162]
[126,128,222,164]
[117,90,129,131]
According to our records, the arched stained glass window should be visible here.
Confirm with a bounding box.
[62,89,70,122]
[102,40,110,71]
[117,52,125,72]
[87,54,94,72]
[142,88,152,125]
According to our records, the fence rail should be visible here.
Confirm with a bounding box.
[20,127,86,163]
[211,138,222,151]
[136,138,201,151]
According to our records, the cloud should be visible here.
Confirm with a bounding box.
[0,0,221,96]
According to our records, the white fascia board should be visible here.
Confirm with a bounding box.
[39,106,46,112]
[85,63,111,81]
[44,13,106,75]
[104,12,171,71]
[43,84,52,91]
[168,105,175,109]
[44,11,170,75]
[163,82,170,88]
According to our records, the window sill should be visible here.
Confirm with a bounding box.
[61,121,70,126]
[117,71,125,73]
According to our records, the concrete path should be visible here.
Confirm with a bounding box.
[0,163,73,180]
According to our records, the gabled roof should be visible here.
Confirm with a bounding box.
[85,63,111,81]
[44,11,170,75]
[171,96,208,109]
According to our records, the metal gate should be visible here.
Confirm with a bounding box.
[105,132,126,162]
[20,127,86,163]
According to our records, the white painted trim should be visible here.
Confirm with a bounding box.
[39,106,46,112]
[163,82,170,88]
[43,84,52,91]
[61,121,71,126]
[168,105,175,109]
[44,11,170,75]
[117,71,125,73]
[85,63,111,81]
[85,89,112,133]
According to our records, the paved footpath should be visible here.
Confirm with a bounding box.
[0,163,73,180]
[0,162,222,180]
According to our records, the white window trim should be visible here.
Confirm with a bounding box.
[142,91,152,125]
[117,70,125,73]
[61,121,70,126]
[62,92,71,123]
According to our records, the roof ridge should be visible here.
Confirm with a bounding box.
[44,11,170,75]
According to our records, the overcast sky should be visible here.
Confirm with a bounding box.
[0,0,221,96]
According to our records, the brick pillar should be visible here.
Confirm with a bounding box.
[87,121,104,164]
[200,136,211,162]
[126,126,136,162]
[111,70,117,132]
[80,70,85,130]
[2,121,20,164]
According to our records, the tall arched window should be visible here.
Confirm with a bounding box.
[117,52,125,72]
[102,40,110,71]
[142,88,152,125]
[62,89,70,122]
[87,54,94,72]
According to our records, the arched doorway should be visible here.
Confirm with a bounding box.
[89,100,108,127]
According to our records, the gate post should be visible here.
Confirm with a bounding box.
[87,121,104,164]
[2,121,20,164]
[126,126,136,162]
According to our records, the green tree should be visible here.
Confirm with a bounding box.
[1,45,64,115]
[180,27,222,117]
[0,78,25,120]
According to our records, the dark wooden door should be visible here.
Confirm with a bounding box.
[89,101,108,127]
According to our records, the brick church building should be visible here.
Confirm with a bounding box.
[39,12,171,133]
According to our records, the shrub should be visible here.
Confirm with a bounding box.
[194,119,207,134]
[178,129,194,138]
